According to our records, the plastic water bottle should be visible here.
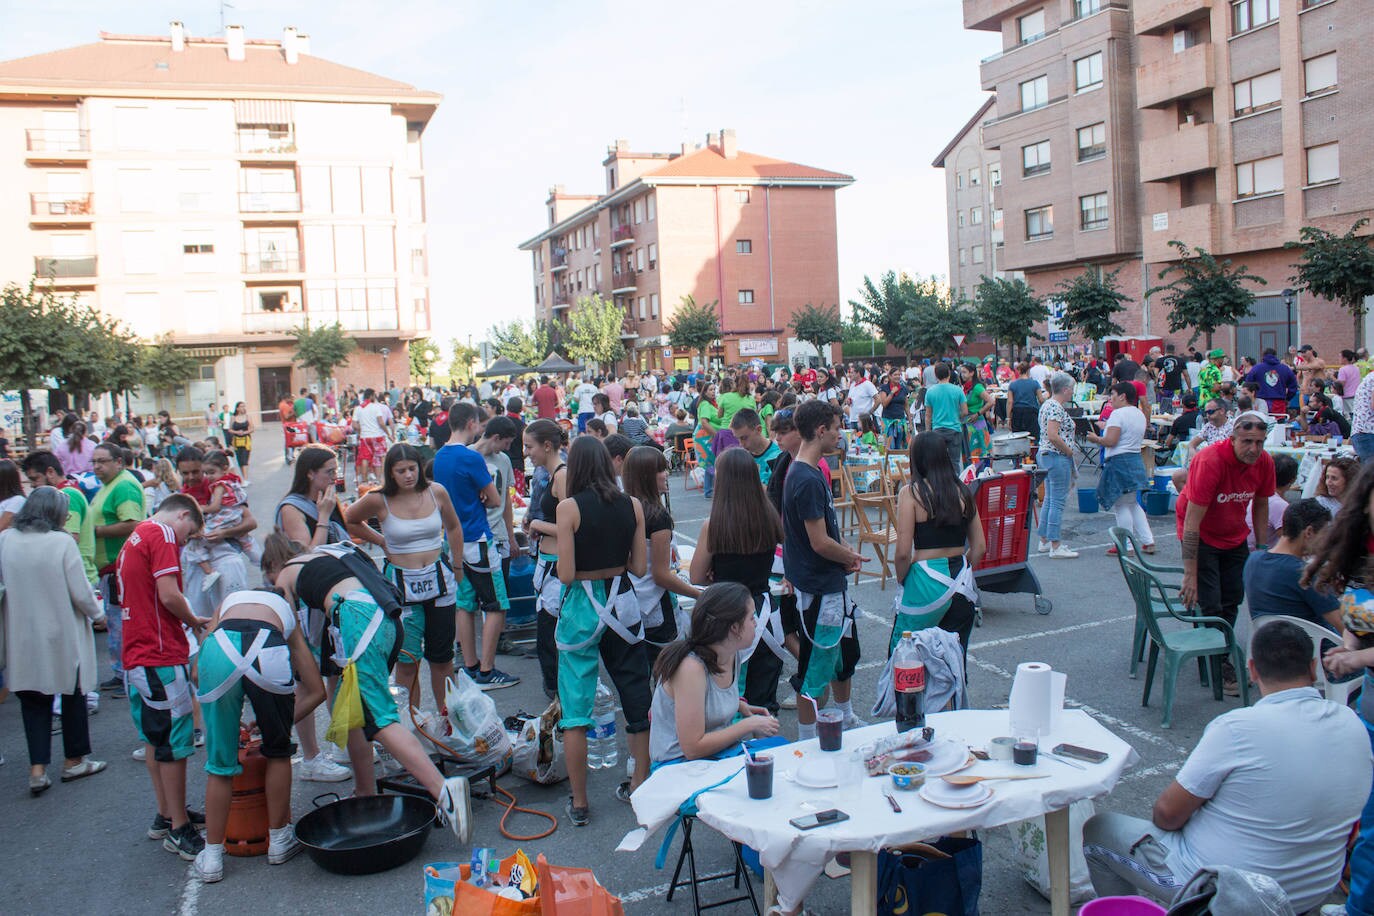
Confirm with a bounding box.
[587,680,619,770]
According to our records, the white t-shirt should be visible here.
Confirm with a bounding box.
[1028,364,1050,386]
[1103,405,1146,458]
[354,401,392,439]
[1158,688,1370,913]
[0,494,24,517]
[1186,361,1202,389]
[847,379,878,423]
[573,382,598,412]
[598,410,619,433]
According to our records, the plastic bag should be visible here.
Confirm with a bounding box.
[424,854,541,916]
[1005,798,1097,904]
[510,700,567,785]
[444,670,513,772]
[325,664,364,747]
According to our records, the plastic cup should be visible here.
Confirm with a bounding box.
[745,753,774,800]
[816,710,843,752]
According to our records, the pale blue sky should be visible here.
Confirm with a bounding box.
[1,1,998,347]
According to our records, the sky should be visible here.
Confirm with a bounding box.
[0,1,999,351]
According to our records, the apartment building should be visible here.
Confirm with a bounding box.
[519,130,853,371]
[933,97,1017,303]
[957,0,1374,358]
[0,24,439,418]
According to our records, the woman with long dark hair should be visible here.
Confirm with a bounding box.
[693,381,721,498]
[0,459,24,531]
[555,436,648,826]
[227,402,253,471]
[689,447,788,712]
[521,418,568,699]
[893,431,987,657]
[53,419,95,477]
[649,583,779,765]
[275,444,352,550]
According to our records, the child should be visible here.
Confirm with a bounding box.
[857,414,884,454]
[184,450,260,591]
[145,458,182,513]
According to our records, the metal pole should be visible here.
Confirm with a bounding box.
[1282,288,1294,351]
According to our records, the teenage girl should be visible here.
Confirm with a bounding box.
[521,419,568,699]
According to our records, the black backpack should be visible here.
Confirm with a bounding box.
[316,543,406,619]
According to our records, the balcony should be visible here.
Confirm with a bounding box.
[964,0,1032,31]
[242,309,300,334]
[1134,0,1211,35]
[620,316,640,341]
[30,193,94,223]
[236,129,297,159]
[1136,43,1214,109]
[1139,122,1216,183]
[1142,202,1218,262]
[552,293,571,310]
[242,251,302,274]
[550,250,568,272]
[25,129,90,160]
[611,269,638,294]
[238,191,301,214]
[610,224,634,248]
[34,255,97,280]
[312,308,399,333]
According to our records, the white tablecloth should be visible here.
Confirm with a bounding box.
[629,709,1138,910]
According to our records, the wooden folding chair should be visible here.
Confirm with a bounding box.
[833,462,860,538]
[852,488,899,590]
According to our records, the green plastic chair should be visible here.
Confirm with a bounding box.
[1107,527,1188,679]
[1120,556,1250,728]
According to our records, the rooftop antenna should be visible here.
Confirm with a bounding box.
[219,0,235,35]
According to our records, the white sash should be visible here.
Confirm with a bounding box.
[198,628,296,704]
[795,590,855,651]
[896,558,980,618]
[739,593,787,665]
[556,576,643,651]
[329,596,386,670]
[126,665,193,717]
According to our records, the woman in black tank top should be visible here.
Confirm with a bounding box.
[553,436,648,827]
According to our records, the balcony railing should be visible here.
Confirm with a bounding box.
[238,191,301,213]
[311,308,399,332]
[242,309,300,334]
[30,193,94,217]
[236,130,297,155]
[1136,43,1215,109]
[26,129,89,154]
[34,255,97,279]
[242,251,301,273]
[550,250,568,270]
[612,224,634,243]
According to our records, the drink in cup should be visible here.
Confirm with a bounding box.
[1013,736,1039,766]
[817,709,844,751]
[745,753,774,799]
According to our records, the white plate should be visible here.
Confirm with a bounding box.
[793,758,839,789]
[919,780,993,809]
[887,736,971,779]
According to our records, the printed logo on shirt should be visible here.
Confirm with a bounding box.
[1215,490,1257,504]
[1265,370,1279,388]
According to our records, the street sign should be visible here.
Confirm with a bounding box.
[1046,298,1069,343]
[953,335,966,347]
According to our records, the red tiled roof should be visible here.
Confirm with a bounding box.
[646,146,852,183]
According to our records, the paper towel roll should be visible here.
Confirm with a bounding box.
[1009,661,1066,737]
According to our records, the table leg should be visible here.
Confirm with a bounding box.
[764,870,778,911]
[850,851,878,915]
[1045,806,1071,916]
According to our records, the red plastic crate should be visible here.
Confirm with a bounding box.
[973,471,1032,572]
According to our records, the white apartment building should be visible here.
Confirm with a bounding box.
[0,24,440,418]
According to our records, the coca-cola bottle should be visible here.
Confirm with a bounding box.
[893,631,927,732]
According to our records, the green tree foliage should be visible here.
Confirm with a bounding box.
[138,335,198,394]
[897,285,979,358]
[1287,219,1374,349]
[292,320,355,385]
[0,279,74,445]
[408,337,442,382]
[60,307,142,401]
[666,295,722,368]
[974,276,1048,360]
[1148,242,1265,349]
[564,294,627,368]
[789,303,844,362]
[450,340,480,382]
[487,319,551,369]
[849,271,911,344]
[1056,266,1131,342]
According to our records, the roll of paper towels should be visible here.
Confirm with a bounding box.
[1008,661,1066,737]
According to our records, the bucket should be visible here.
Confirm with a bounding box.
[1078,896,1167,915]
[1151,469,1176,493]
[1077,487,1099,513]
[1144,491,1171,516]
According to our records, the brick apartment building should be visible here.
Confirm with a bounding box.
[944,0,1374,360]
[519,130,853,372]
[0,24,438,419]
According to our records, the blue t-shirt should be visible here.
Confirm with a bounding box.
[432,442,493,541]
[782,460,847,595]
[925,383,965,431]
[1008,378,1042,411]
[1243,551,1339,629]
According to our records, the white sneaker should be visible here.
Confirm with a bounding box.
[1320,906,1347,916]
[267,825,301,865]
[437,775,472,843]
[328,742,357,765]
[297,754,351,782]
[201,571,221,593]
[1036,540,1052,554]
[86,691,100,714]
[1049,545,1079,559]
[132,746,146,761]
[193,845,224,883]
[779,693,798,710]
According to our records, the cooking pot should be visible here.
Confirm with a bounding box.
[990,432,1032,458]
[295,792,437,875]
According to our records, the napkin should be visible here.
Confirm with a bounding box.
[1008,662,1066,737]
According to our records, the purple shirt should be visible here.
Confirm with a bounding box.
[1338,364,1362,400]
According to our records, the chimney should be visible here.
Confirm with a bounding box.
[720,128,737,159]
[169,20,185,52]
[226,24,245,61]
[282,26,298,64]
[296,33,311,56]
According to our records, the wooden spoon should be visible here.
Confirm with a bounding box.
[943,773,1051,785]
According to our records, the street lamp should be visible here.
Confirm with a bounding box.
[1282,288,1295,351]
[379,346,390,391]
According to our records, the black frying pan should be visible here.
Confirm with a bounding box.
[295,792,437,875]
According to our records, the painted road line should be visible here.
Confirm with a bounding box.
[971,614,1133,650]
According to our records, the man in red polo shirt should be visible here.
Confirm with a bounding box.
[531,376,560,419]
[1177,412,1275,695]
[118,493,210,860]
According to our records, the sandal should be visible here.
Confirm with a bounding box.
[565,797,590,827]
[1105,546,1119,556]
[1142,544,1156,555]
[61,758,108,782]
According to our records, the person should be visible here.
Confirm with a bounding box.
[1315,456,1361,516]
[1250,452,1297,549]
[353,389,394,487]
[694,381,722,498]
[117,493,211,860]
[531,376,559,420]
[183,450,259,592]
[925,362,968,471]
[224,403,252,473]
[1339,349,1364,403]
[433,403,517,689]
[1156,347,1186,409]
[875,368,909,451]
[53,419,95,477]
[730,408,782,486]
[572,376,598,433]
[144,457,181,514]
[718,376,752,426]
[554,436,650,826]
[1187,399,1233,451]
[502,397,528,494]
[275,444,349,551]
[1111,351,1141,386]
[1352,369,1374,465]
[844,369,878,431]
[1197,348,1225,409]
[1243,498,1341,630]
[91,442,148,691]
[521,419,567,699]
[344,444,463,711]
[618,402,653,446]
[960,363,994,463]
[1007,362,1041,435]
[1089,383,1155,556]
[783,400,866,741]
[191,589,327,882]
[0,488,108,795]
[203,403,221,441]
[1246,347,1299,413]
[1083,620,1370,911]
[22,451,97,585]
[1037,373,1080,558]
[893,431,986,658]
[1163,394,1201,450]
[591,392,618,434]
[1177,412,1275,695]
[1308,392,1353,440]
[648,582,780,765]
[603,373,625,413]
[0,459,23,531]
[176,447,259,612]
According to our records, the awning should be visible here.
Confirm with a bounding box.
[234,99,294,125]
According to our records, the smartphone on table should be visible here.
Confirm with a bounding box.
[789,809,850,831]
[1051,743,1108,764]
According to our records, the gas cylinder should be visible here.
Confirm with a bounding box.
[225,728,269,857]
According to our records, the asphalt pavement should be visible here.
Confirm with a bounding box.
[0,427,1250,915]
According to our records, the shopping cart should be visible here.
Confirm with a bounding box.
[970,468,1051,615]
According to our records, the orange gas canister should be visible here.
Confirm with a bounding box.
[225,731,270,857]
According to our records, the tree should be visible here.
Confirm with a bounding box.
[450,339,480,382]
[896,285,979,359]
[789,303,844,363]
[487,319,551,369]
[849,271,912,344]
[138,335,198,398]
[408,337,442,383]
[0,279,72,446]
[1147,241,1265,349]
[974,276,1048,360]
[1056,266,1131,342]
[292,320,355,385]
[666,295,722,369]
[1287,219,1374,349]
[60,306,142,404]
[563,294,627,369]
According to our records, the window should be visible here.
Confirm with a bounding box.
[647,195,656,220]
[956,172,964,189]
[972,245,985,264]
[959,248,968,266]
[1022,140,1052,176]
[183,230,215,273]
[636,247,645,271]
[1017,9,1046,43]
[1305,53,1337,95]
[1075,0,1102,17]
[595,263,602,285]
[1233,70,1281,114]
[992,209,1004,230]
[177,168,212,211]
[738,289,755,304]
[1075,52,1103,92]
[331,166,362,215]
[648,242,657,269]
[1077,122,1107,161]
[182,243,214,254]
[118,169,155,212]
[1232,0,1279,34]
[736,239,752,254]
[1079,193,1109,230]
[969,168,981,187]
[361,167,391,215]
[638,296,646,320]
[989,165,1001,186]
[114,106,152,151]
[1020,75,1050,111]
[633,199,644,224]
[958,211,966,228]
[1307,143,1339,184]
[1026,206,1054,240]
[1235,155,1283,197]
[651,293,659,318]
[607,167,616,191]
[971,207,983,225]
[735,189,750,204]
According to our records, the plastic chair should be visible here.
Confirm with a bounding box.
[1108,527,1190,679]
[1263,614,1363,706]
[1121,556,1251,727]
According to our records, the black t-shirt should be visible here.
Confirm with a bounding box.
[1169,410,1200,442]
[781,460,846,595]
[1313,406,1352,438]
[1157,356,1185,392]
[1112,359,1141,384]
[880,382,908,420]
[411,399,432,429]
[767,451,792,516]
[504,414,526,468]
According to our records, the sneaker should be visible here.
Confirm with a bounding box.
[86,692,99,715]
[565,797,590,827]
[99,675,123,693]
[148,813,172,839]
[615,781,633,804]
[60,758,107,782]
[200,571,221,593]
[779,692,798,710]
[1320,906,1347,916]
[186,807,207,827]
[193,845,224,883]
[194,728,205,748]
[164,822,206,860]
[1036,540,1052,554]
[1049,546,1079,559]
[132,746,146,762]
[29,772,52,796]
[436,775,472,843]
[328,743,356,765]
[298,754,351,782]
[267,826,301,865]
[1222,677,1241,698]
[471,668,520,691]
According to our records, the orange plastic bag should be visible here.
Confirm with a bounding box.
[424,855,540,916]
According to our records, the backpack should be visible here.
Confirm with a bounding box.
[314,542,406,619]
